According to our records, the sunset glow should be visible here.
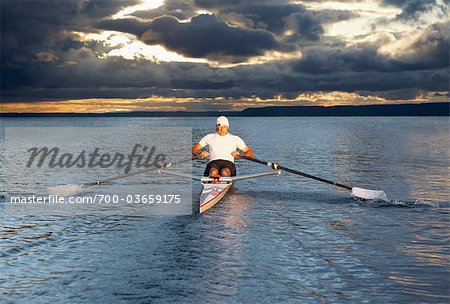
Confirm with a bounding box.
[2,92,447,113]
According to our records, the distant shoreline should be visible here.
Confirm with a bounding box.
[1,102,449,117]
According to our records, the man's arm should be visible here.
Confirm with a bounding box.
[240,146,254,158]
[232,146,254,158]
[192,143,210,159]
[192,143,202,156]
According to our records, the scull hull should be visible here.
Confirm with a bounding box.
[199,182,232,213]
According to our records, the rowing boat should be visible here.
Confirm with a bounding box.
[199,171,281,213]
[158,167,281,213]
[199,177,233,213]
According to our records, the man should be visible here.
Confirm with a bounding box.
[192,116,254,177]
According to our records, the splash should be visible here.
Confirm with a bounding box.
[387,200,441,208]
[46,184,84,196]
[351,187,388,201]
[413,200,440,208]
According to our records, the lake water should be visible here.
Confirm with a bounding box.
[0,116,449,303]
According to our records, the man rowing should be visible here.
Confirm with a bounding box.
[192,116,254,178]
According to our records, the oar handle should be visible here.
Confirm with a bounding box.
[241,156,352,191]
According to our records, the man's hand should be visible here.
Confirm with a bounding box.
[199,151,210,159]
[240,146,254,158]
[231,151,242,158]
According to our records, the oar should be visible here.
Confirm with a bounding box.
[47,156,198,196]
[83,155,198,187]
[241,156,388,200]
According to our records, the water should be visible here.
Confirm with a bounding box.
[0,117,449,303]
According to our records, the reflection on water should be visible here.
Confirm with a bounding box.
[410,170,450,202]
[330,117,450,202]
[407,129,450,202]
[199,191,253,298]
[400,219,450,267]
[0,117,449,303]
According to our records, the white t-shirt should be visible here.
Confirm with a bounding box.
[199,133,247,163]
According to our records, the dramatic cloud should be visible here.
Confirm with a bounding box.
[131,0,196,21]
[131,1,358,42]
[96,18,150,36]
[293,20,449,75]
[1,0,138,66]
[202,2,358,41]
[284,9,357,41]
[140,14,286,60]
[382,0,447,20]
[396,21,450,68]
[1,0,448,110]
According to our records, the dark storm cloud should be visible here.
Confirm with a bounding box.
[98,0,358,62]
[130,0,297,31]
[2,41,447,103]
[216,4,358,45]
[402,21,450,68]
[1,49,236,101]
[292,20,449,74]
[221,3,303,33]
[131,0,196,21]
[382,0,448,20]
[189,64,448,99]
[139,14,286,60]
[1,0,139,66]
[293,47,402,74]
[97,18,150,36]
[1,0,448,106]
[81,0,141,18]
[194,0,248,9]
[284,9,357,41]
[130,0,357,43]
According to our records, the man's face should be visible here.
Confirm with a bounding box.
[216,125,229,135]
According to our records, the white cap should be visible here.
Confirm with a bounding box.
[216,116,229,127]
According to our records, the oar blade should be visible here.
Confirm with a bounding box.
[351,187,388,201]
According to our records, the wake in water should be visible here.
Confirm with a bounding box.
[390,200,441,208]
[350,188,443,208]
[46,184,85,196]
[352,196,442,208]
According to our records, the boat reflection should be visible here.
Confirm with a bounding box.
[198,190,254,297]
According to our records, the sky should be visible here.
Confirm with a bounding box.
[1,0,449,113]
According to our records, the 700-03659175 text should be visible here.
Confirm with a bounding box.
[9,194,182,205]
